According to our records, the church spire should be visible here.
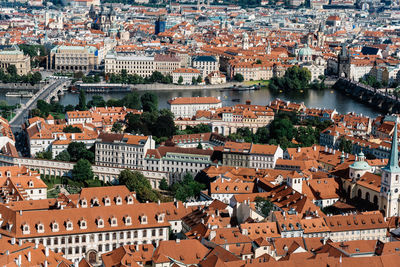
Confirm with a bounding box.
[384,120,400,172]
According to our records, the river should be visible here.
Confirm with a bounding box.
[55,88,380,118]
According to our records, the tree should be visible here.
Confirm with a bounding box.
[63,126,82,133]
[197,142,203,149]
[159,178,169,191]
[154,109,175,138]
[55,150,71,161]
[77,89,87,111]
[234,73,244,82]
[338,136,353,154]
[67,142,94,163]
[35,150,52,160]
[192,76,197,85]
[125,113,142,134]
[171,173,205,202]
[122,92,141,109]
[197,75,203,84]
[72,159,94,182]
[254,196,274,217]
[87,95,106,108]
[256,59,262,64]
[118,170,158,202]
[178,76,183,85]
[140,92,158,113]
[269,66,311,93]
[111,122,123,133]
[7,65,17,76]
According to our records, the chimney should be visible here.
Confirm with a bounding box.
[209,230,216,240]
[11,238,15,245]
[45,247,49,257]
[28,251,31,262]
[18,239,22,246]
[18,254,21,267]
[44,260,48,267]
[136,244,139,251]
[176,239,180,243]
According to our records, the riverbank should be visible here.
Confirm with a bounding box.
[133,82,244,91]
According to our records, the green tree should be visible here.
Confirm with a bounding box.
[254,196,274,217]
[192,76,197,85]
[197,75,203,84]
[55,150,71,161]
[111,122,123,133]
[125,113,142,133]
[72,159,94,182]
[178,76,183,84]
[154,109,175,138]
[67,142,94,163]
[159,178,169,191]
[77,89,87,111]
[63,126,82,133]
[122,92,141,109]
[35,150,52,160]
[338,137,353,154]
[118,170,158,202]
[171,173,205,202]
[7,65,17,76]
[234,73,244,82]
[87,95,106,108]
[140,92,158,113]
[197,142,203,149]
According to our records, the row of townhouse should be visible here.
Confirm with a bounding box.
[222,141,283,169]
[105,52,219,79]
[95,133,218,184]
[0,186,197,265]
[174,100,275,135]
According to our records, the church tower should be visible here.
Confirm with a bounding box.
[380,119,400,217]
[266,41,271,55]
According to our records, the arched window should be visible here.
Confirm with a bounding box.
[357,189,362,199]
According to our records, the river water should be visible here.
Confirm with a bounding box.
[55,88,380,118]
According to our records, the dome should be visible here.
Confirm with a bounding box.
[350,160,371,170]
[298,46,313,57]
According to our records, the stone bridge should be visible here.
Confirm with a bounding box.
[334,78,400,113]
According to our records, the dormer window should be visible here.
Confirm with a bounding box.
[126,196,133,204]
[140,215,148,225]
[80,199,87,208]
[91,197,99,206]
[110,217,117,227]
[6,171,11,177]
[52,222,59,232]
[80,219,87,229]
[28,181,34,187]
[22,224,30,234]
[104,197,111,206]
[37,223,44,233]
[66,220,73,231]
[124,216,132,226]
[97,218,104,228]
[115,196,122,205]
[157,213,165,223]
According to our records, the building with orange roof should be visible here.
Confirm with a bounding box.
[172,67,201,84]
[25,117,98,157]
[0,185,196,264]
[0,166,47,201]
[168,96,222,118]
[95,132,155,170]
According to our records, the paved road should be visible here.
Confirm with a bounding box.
[10,78,69,130]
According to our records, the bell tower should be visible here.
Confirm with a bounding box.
[380,119,400,217]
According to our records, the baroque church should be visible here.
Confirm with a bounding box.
[333,118,400,217]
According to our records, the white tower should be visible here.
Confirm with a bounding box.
[381,120,400,217]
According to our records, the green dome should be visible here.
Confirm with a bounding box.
[298,46,313,57]
[350,160,371,170]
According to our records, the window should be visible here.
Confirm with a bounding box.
[152,229,156,237]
